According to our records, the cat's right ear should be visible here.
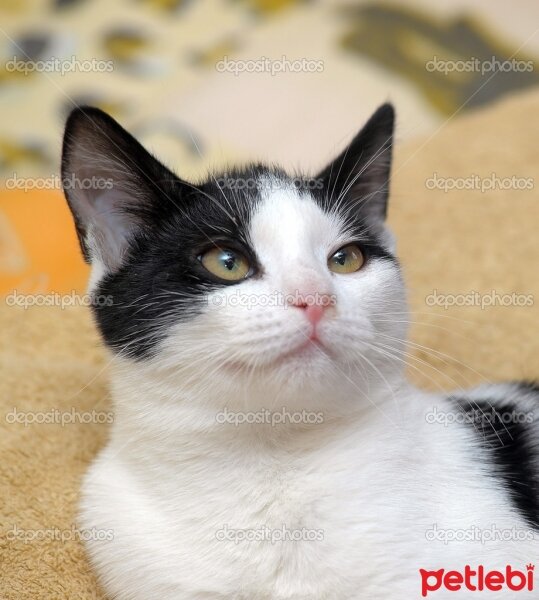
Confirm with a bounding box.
[316,103,394,227]
[61,106,181,274]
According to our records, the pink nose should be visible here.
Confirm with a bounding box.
[291,297,332,326]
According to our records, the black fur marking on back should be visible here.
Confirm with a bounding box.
[450,387,539,530]
[518,381,539,395]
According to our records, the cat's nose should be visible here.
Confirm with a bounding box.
[290,295,333,325]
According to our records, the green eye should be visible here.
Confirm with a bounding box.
[199,247,251,281]
[328,244,364,274]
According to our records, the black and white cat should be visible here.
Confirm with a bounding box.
[62,104,539,599]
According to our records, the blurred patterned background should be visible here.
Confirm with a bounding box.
[1,0,539,293]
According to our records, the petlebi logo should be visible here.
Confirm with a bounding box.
[420,564,534,596]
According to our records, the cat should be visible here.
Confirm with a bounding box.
[62,104,539,599]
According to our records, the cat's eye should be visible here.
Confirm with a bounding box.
[328,244,364,274]
[199,246,251,282]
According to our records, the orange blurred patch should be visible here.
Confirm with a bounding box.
[0,189,89,295]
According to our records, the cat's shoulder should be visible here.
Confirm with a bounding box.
[445,380,539,528]
[447,380,539,423]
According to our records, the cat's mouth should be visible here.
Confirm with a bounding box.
[223,337,331,374]
[276,337,328,363]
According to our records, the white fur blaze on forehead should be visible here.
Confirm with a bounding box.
[249,180,346,266]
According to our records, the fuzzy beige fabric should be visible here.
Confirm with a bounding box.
[1,89,539,599]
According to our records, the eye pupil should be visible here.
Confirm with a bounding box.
[335,251,346,266]
[222,253,236,270]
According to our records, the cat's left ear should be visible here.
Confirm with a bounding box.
[61,106,184,275]
[316,103,394,224]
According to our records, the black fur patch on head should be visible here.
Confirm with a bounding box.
[93,167,267,359]
[450,390,539,530]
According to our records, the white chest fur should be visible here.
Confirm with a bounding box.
[79,376,535,600]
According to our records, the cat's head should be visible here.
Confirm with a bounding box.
[62,105,407,405]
